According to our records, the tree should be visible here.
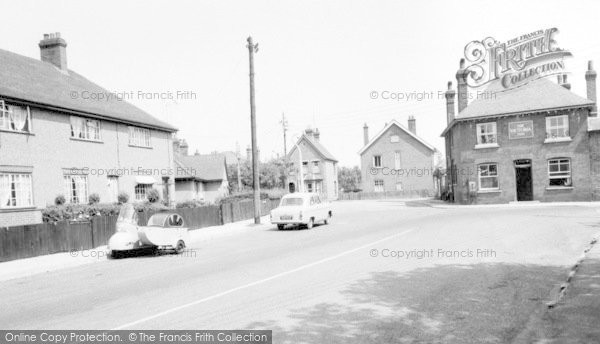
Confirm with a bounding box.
[338,166,362,192]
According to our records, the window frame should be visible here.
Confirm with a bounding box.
[373,155,382,168]
[390,134,400,143]
[63,174,89,204]
[545,115,570,141]
[135,183,152,201]
[0,101,33,133]
[547,158,572,187]
[478,163,499,191]
[70,116,101,141]
[476,122,498,146]
[0,172,34,208]
[128,126,152,148]
[374,179,384,192]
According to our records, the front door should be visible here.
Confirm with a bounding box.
[514,159,533,201]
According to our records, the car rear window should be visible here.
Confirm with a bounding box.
[281,197,304,206]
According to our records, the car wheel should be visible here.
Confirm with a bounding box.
[109,250,119,259]
[277,224,285,230]
[175,240,185,254]
[306,218,314,229]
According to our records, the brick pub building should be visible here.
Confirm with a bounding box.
[442,60,598,204]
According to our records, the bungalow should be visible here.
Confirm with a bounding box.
[0,33,178,226]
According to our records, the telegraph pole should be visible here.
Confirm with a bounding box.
[247,36,260,224]
[280,112,288,157]
[235,141,242,192]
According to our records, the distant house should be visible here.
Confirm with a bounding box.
[359,118,436,195]
[0,33,177,226]
[287,128,339,200]
[174,140,229,204]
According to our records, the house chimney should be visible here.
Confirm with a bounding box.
[445,81,456,124]
[558,74,571,90]
[363,123,369,146]
[305,127,314,138]
[586,60,597,116]
[314,128,320,141]
[456,59,469,113]
[39,32,68,71]
[408,116,416,134]
[179,139,189,156]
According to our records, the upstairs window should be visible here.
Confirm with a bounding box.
[129,126,151,147]
[373,155,382,168]
[394,151,401,170]
[476,122,497,145]
[548,158,572,187]
[70,116,101,141]
[0,101,32,133]
[312,161,320,173]
[546,115,569,139]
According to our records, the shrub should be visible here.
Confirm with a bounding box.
[146,189,161,203]
[42,203,122,223]
[117,192,129,204]
[54,194,66,206]
[88,193,100,205]
[216,192,270,205]
[176,200,206,208]
[133,202,169,213]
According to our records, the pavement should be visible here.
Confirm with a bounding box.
[1,200,599,343]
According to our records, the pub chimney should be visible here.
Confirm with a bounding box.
[408,116,416,134]
[39,32,68,71]
[456,59,469,113]
[445,81,456,124]
[586,60,597,116]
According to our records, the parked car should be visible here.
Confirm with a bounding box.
[107,204,189,258]
[270,192,332,230]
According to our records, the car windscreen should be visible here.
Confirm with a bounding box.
[147,213,170,227]
[117,204,138,225]
[281,197,304,206]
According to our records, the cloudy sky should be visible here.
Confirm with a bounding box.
[2,0,600,166]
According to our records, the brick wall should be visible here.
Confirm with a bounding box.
[0,209,42,227]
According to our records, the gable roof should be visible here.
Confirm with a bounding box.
[288,134,338,162]
[441,77,594,136]
[358,119,435,155]
[0,48,177,132]
[175,154,228,182]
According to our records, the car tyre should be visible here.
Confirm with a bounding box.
[175,240,185,254]
[109,250,120,259]
[306,218,314,229]
[277,224,285,230]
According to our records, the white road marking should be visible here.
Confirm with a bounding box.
[111,228,414,330]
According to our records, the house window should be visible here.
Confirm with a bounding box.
[0,101,32,133]
[390,135,400,143]
[478,164,499,190]
[302,161,308,174]
[135,184,152,201]
[546,115,569,139]
[0,173,33,208]
[476,122,497,145]
[374,180,384,192]
[373,155,382,168]
[395,182,403,191]
[129,126,151,147]
[394,151,401,170]
[312,161,320,173]
[548,158,572,187]
[70,116,101,141]
[63,175,88,204]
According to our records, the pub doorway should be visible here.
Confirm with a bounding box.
[514,159,533,201]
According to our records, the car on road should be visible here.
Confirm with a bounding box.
[270,192,332,230]
[107,204,189,258]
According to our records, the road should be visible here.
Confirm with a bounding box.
[1,200,599,343]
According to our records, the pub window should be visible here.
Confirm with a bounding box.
[0,173,33,208]
[373,155,382,168]
[546,115,569,139]
[0,101,32,133]
[63,174,88,204]
[478,163,499,190]
[374,180,384,192]
[548,158,572,187]
[476,122,497,145]
[70,116,101,141]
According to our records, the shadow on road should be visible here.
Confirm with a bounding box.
[248,263,567,344]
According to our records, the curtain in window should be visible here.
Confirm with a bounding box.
[75,176,88,204]
[70,117,83,138]
[10,106,28,131]
[14,175,32,207]
[0,174,10,207]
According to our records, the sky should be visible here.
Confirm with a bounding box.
[2,0,600,167]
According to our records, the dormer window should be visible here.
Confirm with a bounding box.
[0,101,32,133]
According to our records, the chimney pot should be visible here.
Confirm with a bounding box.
[586,60,597,116]
[408,116,416,135]
[445,81,456,125]
[363,123,369,146]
